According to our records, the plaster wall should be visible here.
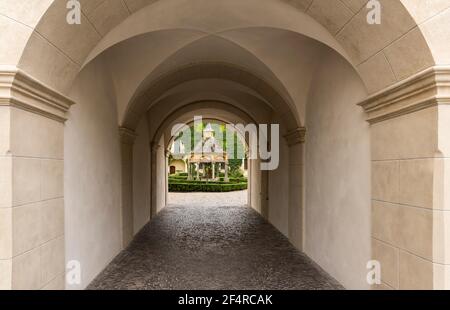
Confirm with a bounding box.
[249,159,262,215]
[268,121,290,238]
[305,50,371,289]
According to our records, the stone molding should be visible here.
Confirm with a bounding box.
[119,127,137,145]
[284,127,306,146]
[0,66,75,122]
[359,66,450,124]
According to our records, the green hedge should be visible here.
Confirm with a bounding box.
[169,176,188,181]
[219,177,247,183]
[170,180,221,185]
[169,182,248,192]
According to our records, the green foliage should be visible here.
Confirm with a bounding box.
[228,159,244,178]
[169,176,188,181]
[218,177,247,183]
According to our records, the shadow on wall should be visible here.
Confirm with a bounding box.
[305,49,371,290]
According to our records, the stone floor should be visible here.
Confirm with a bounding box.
[88,191,342,290]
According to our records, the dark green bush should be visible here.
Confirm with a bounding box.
[169,178,248,185]
[169,176,188,181]
[169,182,248,192]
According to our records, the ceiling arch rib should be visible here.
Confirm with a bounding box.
[109,29,313,125]
[145,80,275,139]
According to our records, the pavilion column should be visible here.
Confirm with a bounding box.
[196,163,200,180]
[284,128,306,252]
[359,66,450,290]
[0,68,74,290]
[212,162,215,180]
[119,128,137,249]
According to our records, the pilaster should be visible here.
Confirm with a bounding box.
[0,67,74,290]
[359,66,450,290]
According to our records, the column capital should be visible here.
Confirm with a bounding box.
[359,66,450,124]
[284,127,306,146]
[150,141,161,153]
[119,127,137,145]
[0,66,75,122]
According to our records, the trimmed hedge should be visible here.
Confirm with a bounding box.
[219,177,247,183]
[169,178,248,185]
[169,182,248,192]
[169,176,188,181]
[170,180,221,185]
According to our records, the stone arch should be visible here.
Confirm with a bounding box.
[123,62,299,131]
[144,100,266,217]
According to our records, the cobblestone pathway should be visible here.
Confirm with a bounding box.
[88,192,342,290]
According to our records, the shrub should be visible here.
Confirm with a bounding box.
[169,176,188,181]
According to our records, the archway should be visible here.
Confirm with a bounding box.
[165,118,250,209]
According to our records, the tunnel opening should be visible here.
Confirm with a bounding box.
[166,119,250,209]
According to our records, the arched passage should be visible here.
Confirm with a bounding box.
[1,0,450,291]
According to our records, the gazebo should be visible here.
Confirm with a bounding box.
[187,124,229,181]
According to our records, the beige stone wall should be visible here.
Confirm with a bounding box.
[370,107,447,289]
[120,130,135,248]
[0,65,72,290]
[305,50,371,289]
[132,118,151,235]
[0,76,67,290]
[288,143,304,251]
[151,135,167,216]
[359,63,450,290]
[268,120,290,238]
